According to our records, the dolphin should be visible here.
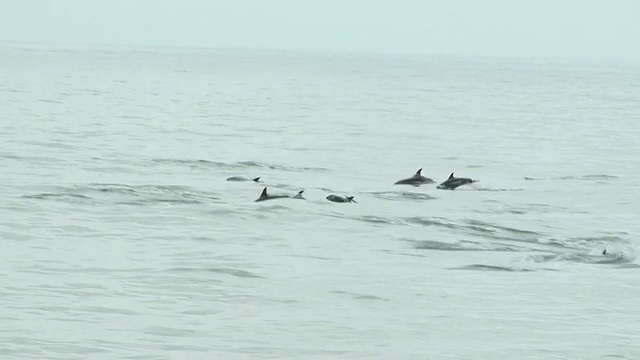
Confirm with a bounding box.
[255,187,304,202]
[394,168,434,186]
[326,195,357,203]
[437,172,478,190]
[227,176,261,182]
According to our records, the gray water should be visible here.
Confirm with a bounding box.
[1,44,639,359]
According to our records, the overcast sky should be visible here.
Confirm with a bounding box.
[1,0,639,59]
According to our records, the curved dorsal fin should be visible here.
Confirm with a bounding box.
[449,172,455,179]
[415,168,423,176]
[294,190,304,198]
[346,196,355,203]
[259,187,268,199]
[252,177,261,182]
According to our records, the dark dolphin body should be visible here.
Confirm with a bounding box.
[394,168,435,186]
[227,176,261,182]
[326,195,357,203]
[255,187,305,202]
[437,172,478,190]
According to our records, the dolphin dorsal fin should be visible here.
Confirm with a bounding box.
[294,190,304,199]
[449,172,455,179]
[252,177,261,182]
[259,187,268,199]
[415,168,422,176]
[347,196,354,202]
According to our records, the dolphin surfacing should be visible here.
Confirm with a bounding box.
[326,195,357,203]
[255,187,305,202]
[394,168,434,186]
[227,176,261,182]
[437,172,478,190]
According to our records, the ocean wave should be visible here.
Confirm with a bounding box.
[329,290,390,301]
[152,158,329,172]
[23,184,220,206]
[410,239,522,252]
[473,188,525,192]
[403,217,544,244]
[367,191,436,201]
[169,267,264,279]
[525,249,636,266]
[524,174,618,181]
[451,264,554,272]
[21,193,96,204]
[355,215,401,226]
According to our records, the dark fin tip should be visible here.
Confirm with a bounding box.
[260,187,268,198]
[252,177,260,182]
[449,172,455,179]
[416,168,422,175]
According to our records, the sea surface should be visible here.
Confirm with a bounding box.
[1,43,639,359]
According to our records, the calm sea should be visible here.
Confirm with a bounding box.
[1,43,639,359]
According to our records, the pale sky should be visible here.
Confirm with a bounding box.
[1,0,639,60]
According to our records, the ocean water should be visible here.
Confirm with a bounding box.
[1,43,639,359]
